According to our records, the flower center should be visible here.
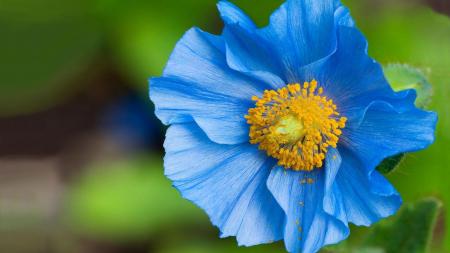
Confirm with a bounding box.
[245,80,347,171]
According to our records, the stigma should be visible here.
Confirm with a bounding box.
[245,80,347,171]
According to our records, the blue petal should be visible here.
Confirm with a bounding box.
[334,6,355,27]
[330,148,402,226]
[218,1,354,87]
[323,149,348,226]
[257,0,337,82]
[267,165,349,253]
[164,123,284,246]
[298,25,417,124]
[341,101,437,191]
[298,26,379,107]
[161,28,266,100]
[222,24,286,89]
[217,1,287,88]
[150,77,250,145]
[217,1,256,31]
[150,28,268,144]
[345,90,418,129]
[324,148,342,193]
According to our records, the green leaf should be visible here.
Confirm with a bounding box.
[376,154,405,174]
[364,198,441,253]
[63,155,205,241]
[384,63,433,109]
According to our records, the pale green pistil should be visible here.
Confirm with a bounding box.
[274,114,306,144]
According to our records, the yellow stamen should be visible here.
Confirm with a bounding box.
[245,80,347,171]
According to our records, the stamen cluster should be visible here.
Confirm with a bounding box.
[245,80,347,171]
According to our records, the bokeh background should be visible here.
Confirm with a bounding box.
[0,0,449,252]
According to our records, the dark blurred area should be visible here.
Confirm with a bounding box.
[0,0,449,253]
[427,0,450,15]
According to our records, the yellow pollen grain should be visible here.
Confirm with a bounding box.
[246,80,347,171]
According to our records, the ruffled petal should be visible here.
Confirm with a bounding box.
[217,1,256,32]
[297,25,427,128]
[255,0,337,82]
[329,147,402,226]
[151,77,250,144]
[217,1,287,88]
[218,1,355,86]
[267,165,349,253]
[334,6,355,27]
[150,27,268,144]
[164,123,284,246]
[222,24,286,89]
[162,28,267,98]
[297,26,389,116]
[341,101,437,186]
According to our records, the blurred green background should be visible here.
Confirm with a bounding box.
[0,0,449,252]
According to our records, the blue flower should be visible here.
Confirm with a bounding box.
[149,1,437,252]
